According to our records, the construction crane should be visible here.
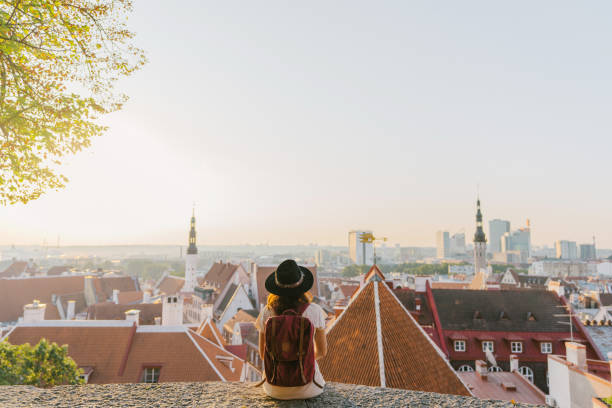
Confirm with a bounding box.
[359,233,388,265]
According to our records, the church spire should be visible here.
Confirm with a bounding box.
[473,197,486,243]
[187,210,198,255]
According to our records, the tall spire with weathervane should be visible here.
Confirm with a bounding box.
[184,207,198,293]
[473,197,487,279]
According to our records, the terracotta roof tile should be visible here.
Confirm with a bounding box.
[95,277,139,301]
[320,280,470,396]
[196,319,226,347]
[7,325,135,384]
[0,276,85,323]
[319,283,381,386]
[378,283,470,395]
[47,266,71,276]
[57,292,88,317]
[188,331,243,382]
[339,285,359,298]
[202,262,240,288]
[0,261,37,278]
[87,303,162,325]
[223,309,257,334]
[459,371,546,405]
[116,291,143,305]
[7,324,242,384]
[157,276,185,295]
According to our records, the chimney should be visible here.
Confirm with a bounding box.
[509,355,519,372]
[66,300,76,320]
[113,289,120,304]
[154,316,161,325]
[23,300,46,323]
[162,295,183,326]
[565,342,587,371]
[475,360,488,380]
[143,290,151,304]
[125,309,140,326]
[84,276,97,306]
[415,298,422,312]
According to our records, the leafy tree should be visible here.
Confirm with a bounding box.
[341,264,369,277]
[0,339,83,387]
[0,0,146,204]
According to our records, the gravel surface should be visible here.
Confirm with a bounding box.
[0,382,544,407]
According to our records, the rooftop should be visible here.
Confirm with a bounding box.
[0,382,543,407]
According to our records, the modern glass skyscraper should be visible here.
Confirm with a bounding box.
[489,219,510,253]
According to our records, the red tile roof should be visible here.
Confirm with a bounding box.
[0,261,36,278]
[459,370,546,405]
[6,323,245,384]
[339,284,359,298]
[87,303,162,325]
[116,291,143,305]
[319,278,470,396]
[94,276,139,301]
[6,324,135,384]
[196,318,226,347]
[0,276,85,323]
[47,266,71,276]
[202,262,241,288]
[157,275,185,295]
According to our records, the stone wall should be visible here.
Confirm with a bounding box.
[0,382,544,407]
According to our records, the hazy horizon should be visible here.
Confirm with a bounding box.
[1,1,611,247]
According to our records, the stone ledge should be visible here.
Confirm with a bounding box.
[0,382,543,407]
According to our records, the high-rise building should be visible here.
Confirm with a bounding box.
[473,199,487,274]
[555,240,578,260]
[183,210,198,293]
[348,230,374,265]
[511,223,531,260]
[579,244,596,260]
[436,231,450,258]
[489,219,510,253]
[449,232,466,257]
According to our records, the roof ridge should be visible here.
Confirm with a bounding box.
[186,330,226,381]
[325,279,373,334]
[379,282,473,396]
[373,282,385,387]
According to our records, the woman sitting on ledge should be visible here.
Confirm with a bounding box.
[255,259,327,400]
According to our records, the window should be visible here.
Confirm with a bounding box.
[454,340,466,352]
[519,366,534,383]
[482,341,494,352]
[540,342,552,354]
[488,366,502,372]
[511,341,523,353]
[142,367,160,383]
[457,365,474,372]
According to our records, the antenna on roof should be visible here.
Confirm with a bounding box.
[554,304,578,342]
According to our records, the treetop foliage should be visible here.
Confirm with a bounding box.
[0,338,83,387]
[0,0,146,204]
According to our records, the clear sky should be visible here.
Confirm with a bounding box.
[2,1,611,247]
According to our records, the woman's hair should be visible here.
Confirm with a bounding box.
[267,292,313,315]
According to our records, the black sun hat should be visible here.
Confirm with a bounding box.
[265,259,314,297]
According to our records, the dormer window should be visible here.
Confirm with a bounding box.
[454,340,466,352]
[511,341,523,353]
[216,355,235,372]
[142,367,160,383]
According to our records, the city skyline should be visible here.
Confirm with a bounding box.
[1,1,611,247]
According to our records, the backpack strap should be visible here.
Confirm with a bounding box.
[297,314,307,384]
[267,318,278,384]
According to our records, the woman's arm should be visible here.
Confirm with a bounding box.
[314,328,327,360]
